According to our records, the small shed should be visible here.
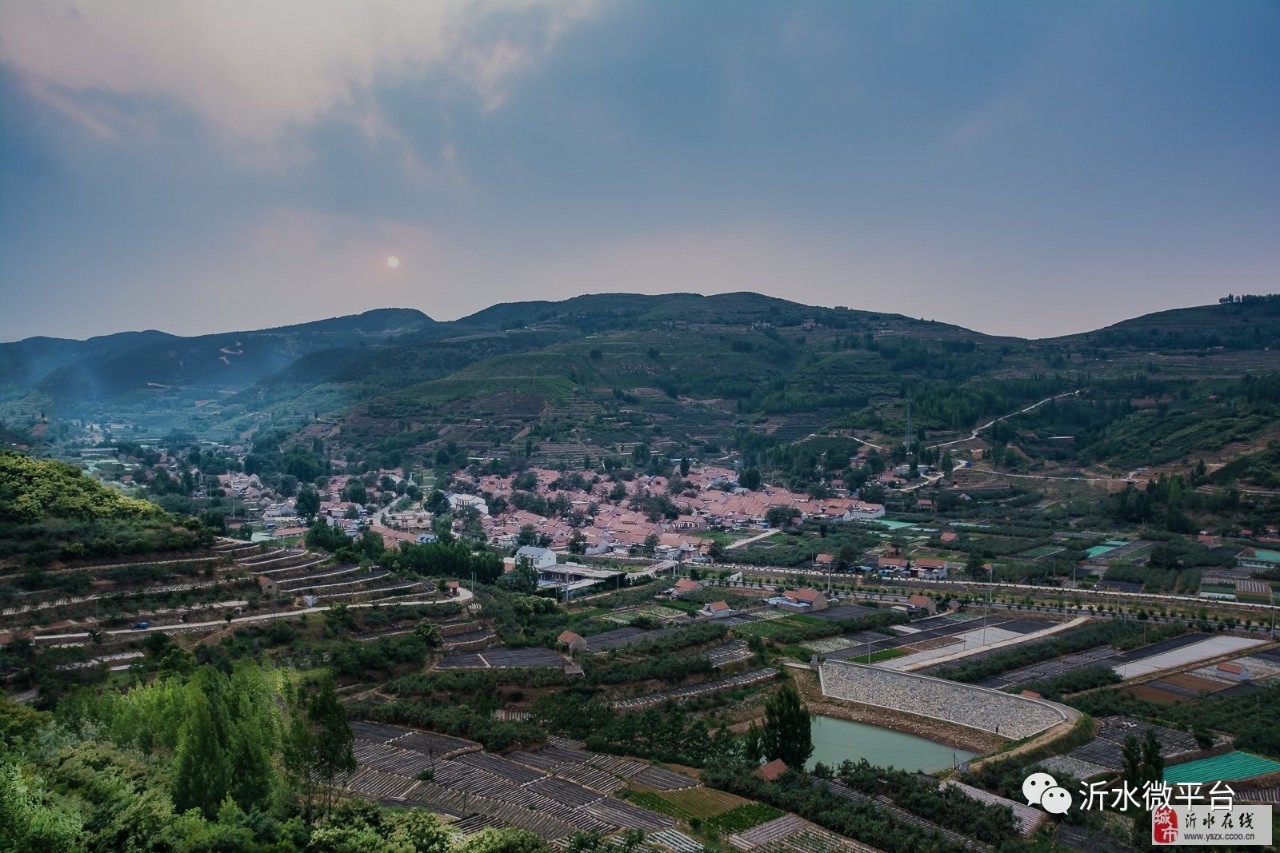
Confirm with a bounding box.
[906,594,937,615]
[754,758,790,782]
[1217,661,1251,682]
[700,600,734,619]
[557,630,588,653]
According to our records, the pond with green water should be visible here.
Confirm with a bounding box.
[807,715,976,774]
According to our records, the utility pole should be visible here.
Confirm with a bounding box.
[903,394,915,450]
[983,563,993,646]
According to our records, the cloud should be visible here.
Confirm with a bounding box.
[0,0,596,154]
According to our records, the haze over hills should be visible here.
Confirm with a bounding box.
[3,292,1279,484]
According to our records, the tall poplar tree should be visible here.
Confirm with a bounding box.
[761,682,813,770]
[286,673,356,817]
[172,668,234,818]
[227,662,281,810]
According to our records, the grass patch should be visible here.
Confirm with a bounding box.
[637,786,751,820]
[730,620,805,638]
[780,644,813,663]
[779,613,827,626]
[704,803,784,833]
[626,790,695,821]
[665,600,702,613]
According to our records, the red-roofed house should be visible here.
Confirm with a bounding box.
[557,630,588,653]
[754,758,789,782]
[912,557,950,579]
[781,588,829,612]
[699,600,734,619]
[878,556,909,572]
[906,594,937,615]
[814,553,835,569]
[671,578,703,598]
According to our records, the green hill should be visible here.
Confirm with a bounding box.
[0,451,206,566]
[5,292,1280,479]
[0,452,163,524]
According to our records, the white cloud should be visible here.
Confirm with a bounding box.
[0,0,595,150]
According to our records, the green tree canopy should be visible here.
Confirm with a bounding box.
[761,682,813,770]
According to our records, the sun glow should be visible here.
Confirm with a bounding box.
[386,256,399,268]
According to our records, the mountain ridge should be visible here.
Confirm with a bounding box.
[4,294,1279,479]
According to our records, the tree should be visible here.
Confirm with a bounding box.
[497,558,539,594]
[340,481,367,505]
[172,668,234,819]
[680,458,691,477]
[765,506,800,529]
[708,540,725,563]
[568,530,586,555]
[941,449,954,477]
[1122,729,1167,845]
[286,673,356,817]
[836,544,859,571]
[414,619,443,649]
[966,552,986,581]
[296,488,321,520]
[0,756,84,852]
[425,489,449,514]
[357,528,385,562]
[226,662,282,811]
[738,467,762,490]
[761,682,812,770]
[460,827,551,853]
[642,534,659,557]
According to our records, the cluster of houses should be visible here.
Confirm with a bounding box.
[459,464,883,559]
[216,461,892,565]
[811,551,960,580]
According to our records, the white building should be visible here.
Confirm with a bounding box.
[515,546,557,570]
[448,493,489,515]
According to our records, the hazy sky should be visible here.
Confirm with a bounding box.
[2,1,1277,343]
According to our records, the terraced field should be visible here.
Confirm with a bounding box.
[628,787,751,821]
[613,668,778,710]
[340,726,677,841]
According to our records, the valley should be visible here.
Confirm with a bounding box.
[5,292,1280,852]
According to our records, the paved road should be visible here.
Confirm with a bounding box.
[725,529,779,550]
[928,390,1081,450]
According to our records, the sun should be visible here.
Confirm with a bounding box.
[386,256,400,268]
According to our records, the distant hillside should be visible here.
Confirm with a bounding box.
[4,292,1280,479]
[1058,294,1280,352]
